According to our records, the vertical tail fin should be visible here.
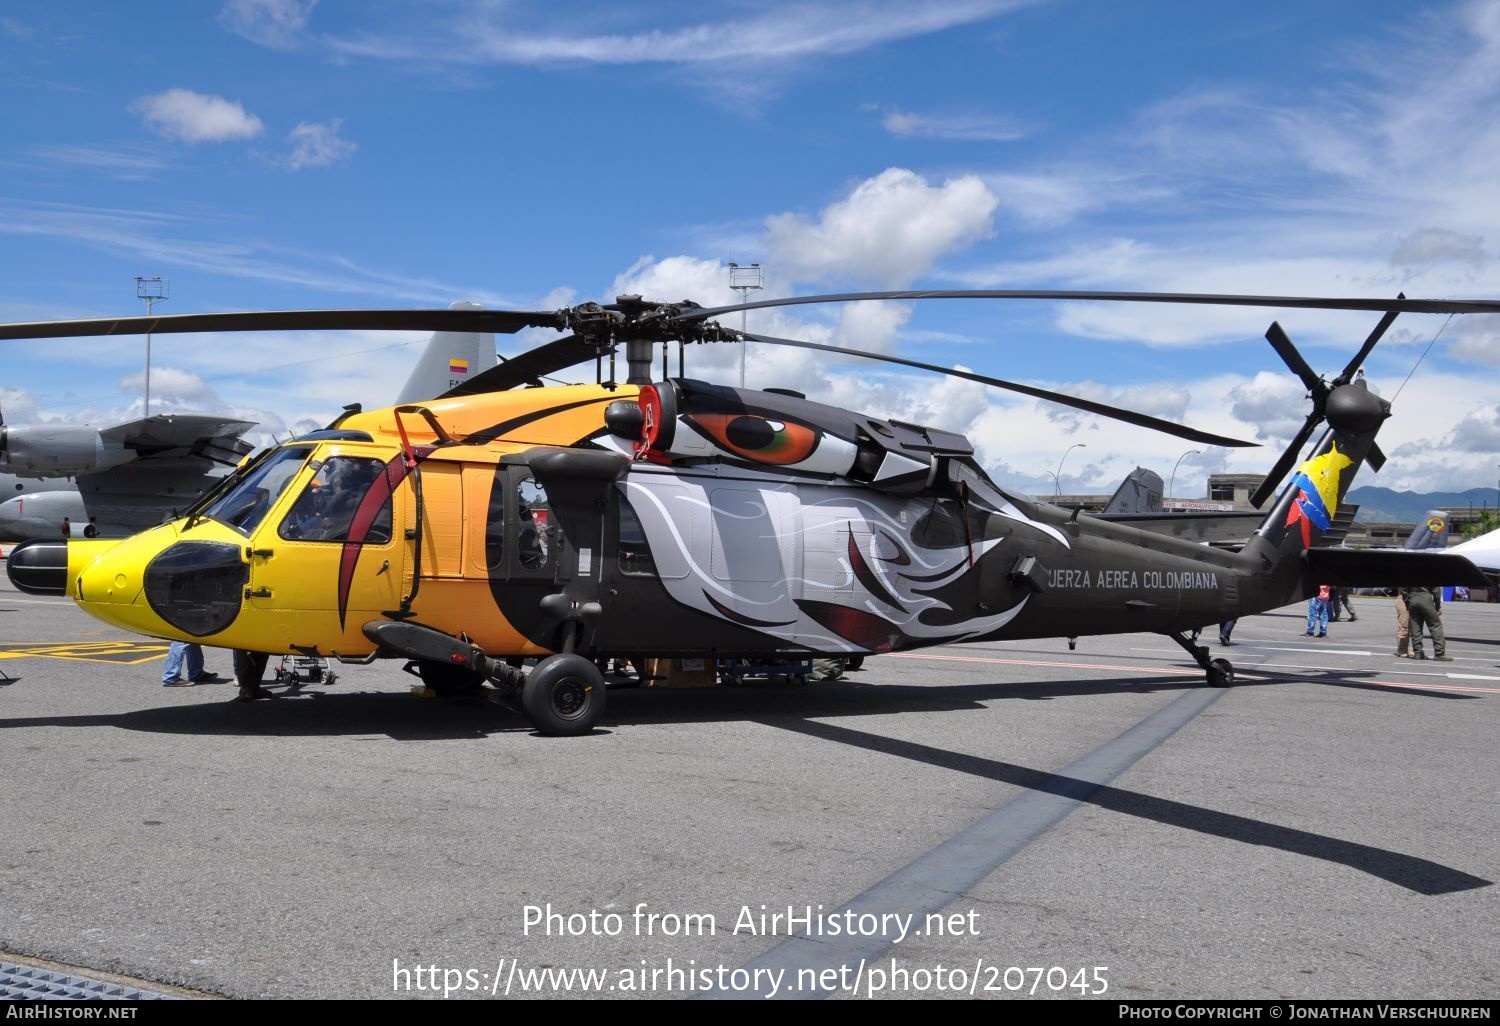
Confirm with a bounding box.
[1247,378,1389,571]
[1404,510,1450,550]
[395,301,497,404]
[1100,467,1164,514]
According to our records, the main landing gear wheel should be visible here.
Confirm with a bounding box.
[1207,658,1234,688]
[522,653,606,736]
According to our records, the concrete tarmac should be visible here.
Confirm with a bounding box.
[0,577,1495,1000]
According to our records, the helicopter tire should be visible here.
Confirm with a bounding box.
[522,654,606,736]
[417,660,487,696]
[1207,658,1234,688]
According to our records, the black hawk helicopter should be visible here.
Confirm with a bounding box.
[3,290,1490,734]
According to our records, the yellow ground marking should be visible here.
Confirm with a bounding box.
[0,640,170,665]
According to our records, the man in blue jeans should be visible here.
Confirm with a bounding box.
[1305,584,1331,637]
[162,641,222,686]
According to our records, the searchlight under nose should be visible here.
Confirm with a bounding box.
[6,539,68,595]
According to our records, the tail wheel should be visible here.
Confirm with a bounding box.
[1208,658,1234,688]
[522,654,606,736]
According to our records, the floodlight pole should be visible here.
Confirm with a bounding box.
[728,262,763,388]
[135,276,168,417]
[1169,449,1200,502]
[1056,443,1086,496]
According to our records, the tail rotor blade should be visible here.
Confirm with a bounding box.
[1340,293,1403,382]
[1265,322,1322,392]
[1249,414,1321,509]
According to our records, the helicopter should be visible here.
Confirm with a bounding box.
[3,289,1491,735]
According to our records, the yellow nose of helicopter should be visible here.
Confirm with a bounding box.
[8,526,243,642]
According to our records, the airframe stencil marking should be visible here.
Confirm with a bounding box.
[702,686,1226,999]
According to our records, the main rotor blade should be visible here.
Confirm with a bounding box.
[678,290,1500,322]
[0,308,567,341]
[1265,322,1323,393]
[739,330,1256,448]
[1340,295,1402,382]
[438,335,595,397]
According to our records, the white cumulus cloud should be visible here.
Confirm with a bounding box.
[765,168,998,288]
[130,89,264,144]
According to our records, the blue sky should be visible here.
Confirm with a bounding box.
[2,0,1498,498]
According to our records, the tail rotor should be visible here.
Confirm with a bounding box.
[1247,296,1401,508]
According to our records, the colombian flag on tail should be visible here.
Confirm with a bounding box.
[1285,444,1353,547]
[449,358,469,376]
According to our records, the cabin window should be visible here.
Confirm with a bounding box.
[516,475,551,572]
[618,494,656,577]
[278,456,393,543]
[484,473,507,572]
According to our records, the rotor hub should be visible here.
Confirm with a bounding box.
[1324,380,1388,433]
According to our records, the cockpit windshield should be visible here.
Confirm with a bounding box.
[198,446,313,535]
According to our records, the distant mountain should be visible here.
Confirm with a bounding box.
[1347,486,1498,525]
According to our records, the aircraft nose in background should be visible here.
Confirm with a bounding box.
[6,539,68,595]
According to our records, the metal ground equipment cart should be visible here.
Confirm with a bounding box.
[272,654,338,691]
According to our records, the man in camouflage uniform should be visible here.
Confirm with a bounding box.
[1400,585,1451,661]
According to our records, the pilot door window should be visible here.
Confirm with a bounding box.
[277,457,393,543]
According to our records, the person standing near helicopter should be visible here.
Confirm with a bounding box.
[1305,584,1331,637]
[1401,585,1451,661]
[1328,587,1357,622]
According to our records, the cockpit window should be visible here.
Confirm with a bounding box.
[278,456,393,543]
[200,446,312,535]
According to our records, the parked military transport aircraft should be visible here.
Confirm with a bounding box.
[0,411,255,540]
[0,301,496,541]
